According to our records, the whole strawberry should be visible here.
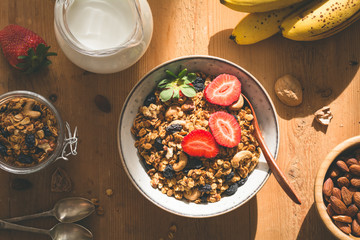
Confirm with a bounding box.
[0,24,57,73]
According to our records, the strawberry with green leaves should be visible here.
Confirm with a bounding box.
[0,24,57,73]
[157,68,197,102]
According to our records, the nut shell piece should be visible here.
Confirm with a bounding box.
[274,74,303,107]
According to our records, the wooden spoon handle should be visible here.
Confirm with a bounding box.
[254,126,302,205]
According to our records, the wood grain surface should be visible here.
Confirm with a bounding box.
[0,0,359,239]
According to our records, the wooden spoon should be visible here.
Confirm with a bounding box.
[242,93,302,205]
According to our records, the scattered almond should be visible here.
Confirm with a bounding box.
[323,178,334,197]
[341,187,353,206]
[336,160,350,172]
[350,164,360,176]
[330,196,347,215]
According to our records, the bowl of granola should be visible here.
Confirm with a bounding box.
[118,55,279,217]
[0,90,65,174]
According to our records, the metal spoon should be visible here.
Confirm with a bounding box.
[6,197,95,223]
[0,220,93,240]
[242,93,302,205]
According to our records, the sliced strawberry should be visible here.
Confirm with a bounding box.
[204,74,241,106]
[209,111,241,148]
[181,129,219,158]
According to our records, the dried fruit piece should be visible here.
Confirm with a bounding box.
[209,111,241,148]
[94,95,111,113]
[204,74,241,106]
[314,106,333,125]
[181,129,219,158]
[336,160,350,172]
[350,164,360,176]
[51,167,72,192]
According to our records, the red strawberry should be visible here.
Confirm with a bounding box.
[181,129,219,158]
[209,111,241,148]
[0,24,57,73]
[204,74,241,106]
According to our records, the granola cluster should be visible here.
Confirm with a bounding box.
[131,73,260,203]
[0,97,58,167]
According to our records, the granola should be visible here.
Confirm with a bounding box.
[0,97,59,167]
[131,72,260,203]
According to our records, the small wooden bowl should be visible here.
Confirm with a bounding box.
[315,136,360,240]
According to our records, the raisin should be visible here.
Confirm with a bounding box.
[43,126,52,137]
[237,176,248,187]
[144,92,156,106]
[18,153,34,164]
[201,193,209,203]
[198,184,212,192]
[224,184,238,196]
[225,171,235,182]
[153,137,164,151]
[183,157,203,173]
[25,134,36,148]
[142,159,153,171]
[163,165,175,179]
[0,143,7,156]
[11,178,32,191]
[166,124,183,134]
[0,128,9,138]
[193,77,205,92]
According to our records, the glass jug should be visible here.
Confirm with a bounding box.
[54,0,153,74]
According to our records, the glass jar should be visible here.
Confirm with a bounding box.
[54,0,153,74]
[0,91,77,174]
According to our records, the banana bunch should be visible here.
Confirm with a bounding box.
[222,0,360,44]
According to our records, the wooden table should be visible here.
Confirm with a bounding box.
[0,0,359,239]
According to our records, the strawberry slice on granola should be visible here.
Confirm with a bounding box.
[181,129,219,158]
[209,111,241,148]
[204,74,241,106]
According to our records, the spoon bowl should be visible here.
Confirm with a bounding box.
[50,223,93,240]
[54,198,95,223]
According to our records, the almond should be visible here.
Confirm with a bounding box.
[347,158,359,166]
[341,187,353,205]
[353,219,360,236]
[350,164,360,176]
[323,178,334,197]
[327,203,335,217]
[330,196,347,214]
[332,215,353,223]
[338,177,350,188]
[334,221,351,234]
[332,187,342,200]
[351,178,360,188]
[357,212,360,223]
[346,204,359,217]
[337,160,350,172]
[329,167,341,178]
[354,192,360,208]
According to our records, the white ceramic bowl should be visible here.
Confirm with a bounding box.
[117,55,279,218]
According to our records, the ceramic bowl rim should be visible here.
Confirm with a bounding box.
[117,55,280,217]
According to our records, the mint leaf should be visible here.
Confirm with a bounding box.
[158,79,172,88]
[180,85,196,98]
[159,88,174,102]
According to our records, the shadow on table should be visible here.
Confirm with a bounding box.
[296,202,337,240]
[208,22,360,121]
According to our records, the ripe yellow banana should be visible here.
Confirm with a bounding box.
[230,5,299,45]
[220,0,304,13]
[281,0,360,41]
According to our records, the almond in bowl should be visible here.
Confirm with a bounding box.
[315,136,360,239]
